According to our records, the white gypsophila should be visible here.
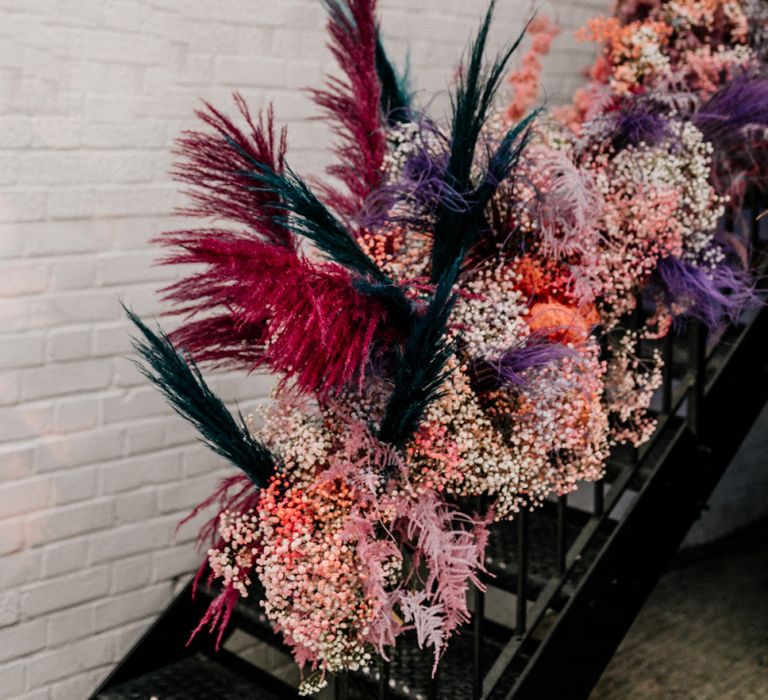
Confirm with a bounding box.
[382,121,423,180]
[252,402,330,487]
[604,330,663,446]
[612,24,671,93]
[413,350,609,520]
[452,263,530,360]
[611,120,724,265]
[405,356,521,515]
[672,121,726,265]
[636,26,671,74]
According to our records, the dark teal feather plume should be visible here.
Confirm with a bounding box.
[378,260,460,449]
[125,306,275,487]
[375,31,413,125]
[430,1,534,280]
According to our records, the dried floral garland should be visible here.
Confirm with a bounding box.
[126,0,766,693]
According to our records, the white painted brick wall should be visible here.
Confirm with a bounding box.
[0,1,602,697]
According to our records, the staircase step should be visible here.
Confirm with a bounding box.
[351,622,510,700]
[204,584,512,699]
[96,652,297,700]
[485,502,613,600]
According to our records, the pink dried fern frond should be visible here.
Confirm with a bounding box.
[528,145,604,259]
[395,490,490,673]
[399,590,445,660]
[343,513,403,657]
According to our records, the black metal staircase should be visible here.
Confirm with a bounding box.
[91,205,768,700]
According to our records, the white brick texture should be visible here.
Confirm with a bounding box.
[0,1,601,697]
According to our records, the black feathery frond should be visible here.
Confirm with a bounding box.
[473,109,539,211]
[243,161,390,284]
[378,260,460,449]
[447,1,529,189]
[125,306,275,487]
[375,30,413,126]
[429,111,537,281]
[430,1,532,280]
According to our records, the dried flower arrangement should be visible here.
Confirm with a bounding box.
[125,0,766,693]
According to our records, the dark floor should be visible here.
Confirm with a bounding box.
[592,520,768,699]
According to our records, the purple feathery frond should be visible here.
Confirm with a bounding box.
[612,101,670,149]
[361,118,469,231]
[694,74,768,202]
[400,145,461,213]
[493,337,575,389]
[656,256,759,330]
[695,73,768,140]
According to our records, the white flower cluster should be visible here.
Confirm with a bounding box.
[382,121,423,180]
[255,479,376,696]
[613,24,671,94]
[207,510,259,597]
[452,263,530,359]
[573,118,726,324]
[604,330,663,446]
[410,261,612,518]
[412,356,529,518]
[669,121,726,266]
[666,0,747,38]
[610,121,723,261]
[252,402,330,487]
[515,345,610,491]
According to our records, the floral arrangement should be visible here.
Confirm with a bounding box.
[126,0,766,694]
[558,0,768,204]
[509,0,768,440]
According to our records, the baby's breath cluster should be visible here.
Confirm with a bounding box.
[256,476,375,695]
[409,357,526,517]
[566,121,724,324]
[207,510,259,597]
[604,331,664,446]
[406,259,614,518]
[453,263,530,359]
